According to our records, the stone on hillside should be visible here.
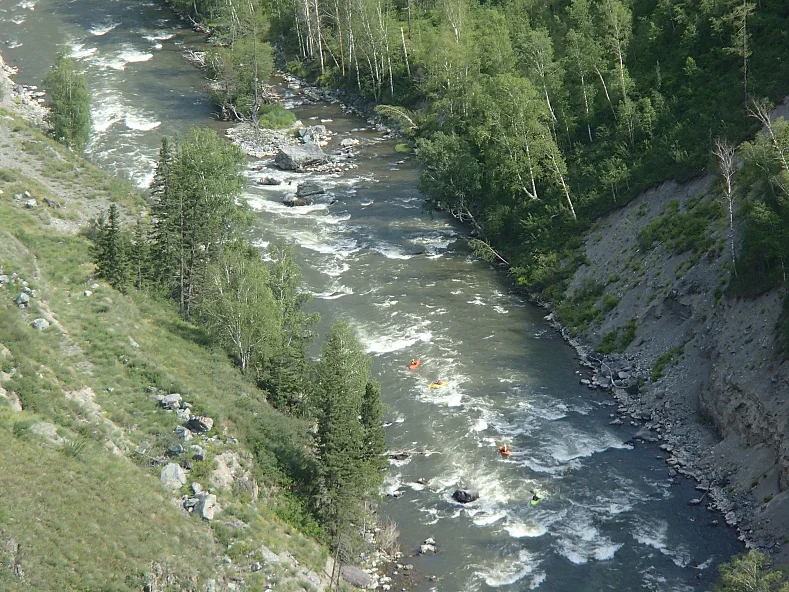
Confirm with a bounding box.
[175,425,193,441]
[0,275,9,285]
[259,545,281,565]
[191,482,204,495]
[160,462,187,489]
[274,144,328,170]
[296,181,326,197]
[340,565,375,588]
[167,443,185,457]
[176,407,191,422]
[24,199,36,209]
[452,489,479,504]
[30,318,49,331]
[14,293,29,308]
[210,451,242,490]
[23,191,31,198]
[195,493,217,520]
[43,197,60,208]
[30,421,63,445]
[83,290,92,297]
[190,445,206,461]
[185,415,213,434]
[159,393,182,409]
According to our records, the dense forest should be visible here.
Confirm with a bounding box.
[170,0,789,305]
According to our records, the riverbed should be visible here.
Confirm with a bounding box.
[0,1,743,590]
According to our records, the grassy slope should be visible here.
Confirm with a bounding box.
[0,109,328,591]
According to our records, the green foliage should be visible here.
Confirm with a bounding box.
[596,318,637,354]
[42,53,92,151]
[712,549,789,591]
[556,279,605,336]
[91,203,132,292]
[651,344,685,381]
[638,197,722,257]
[257,104,297,128]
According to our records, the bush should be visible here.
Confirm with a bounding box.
[651,344,685,381]
[12,418,36,439]
[638,197,722,256]
[257,104,296,129]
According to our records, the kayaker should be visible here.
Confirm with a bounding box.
[530,490,541,506]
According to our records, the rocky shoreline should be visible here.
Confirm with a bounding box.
[0,50,48,126]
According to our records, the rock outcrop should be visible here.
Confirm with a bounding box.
[274,144,328,170]
[452,489,479,504]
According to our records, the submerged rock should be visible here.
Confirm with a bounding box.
[296,181,326,197]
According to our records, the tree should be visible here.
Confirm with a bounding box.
[130,217,152,292]
[262,239,319,414]
[148,128,248,317]
[92,204,131,292]
[314,322,374,539]
[42,53,92,151]
[713,138,738,273]
[359,380,387,483]
[198,244,281,374]
[712,550,789,592]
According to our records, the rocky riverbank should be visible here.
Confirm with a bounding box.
[540,166,789,563]
[0,51,48,126]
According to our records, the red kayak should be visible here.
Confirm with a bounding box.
[408,359,421,370]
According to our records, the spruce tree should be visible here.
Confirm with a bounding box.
[360,380,388,486]
[42,53,92,151]
[93,204,131,292]
[130,217,151,292]
[314,321,371,538]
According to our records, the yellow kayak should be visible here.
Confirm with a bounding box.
[428,381,448,389]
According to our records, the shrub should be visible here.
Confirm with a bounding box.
[258,104,297,129]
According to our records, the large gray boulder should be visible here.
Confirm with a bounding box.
[160,462,187,489]
[14,293,29,308]
[340,565,375,588]
[30,318,49,331]
[159,393,182,410]
[296,181,326,198]
[283,195,313,207]
[275,144,328,170]
[195,493,217,520]
[452,489,479,504]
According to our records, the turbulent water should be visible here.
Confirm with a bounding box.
[0,2,743,590]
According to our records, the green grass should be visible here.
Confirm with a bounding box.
[0,114,330,589]
[651,344,685,381]
[597,318,638,354]
[556,279,604,337]
[395,142,413,154]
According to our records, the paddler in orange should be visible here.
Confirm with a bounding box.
[498,444,511,457]
[408,359,421,370]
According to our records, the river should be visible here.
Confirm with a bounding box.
[0,2,743,590]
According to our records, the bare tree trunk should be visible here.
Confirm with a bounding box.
[594,65,617,119]
[313,0,325,73]
[713,138,738,274]
[400,27,411,78]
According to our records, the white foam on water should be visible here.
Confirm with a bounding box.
[69,43,98,59]
[504,521,548,538]
[6,40,22,49]
[16,0,36,9]
[472,510,506,526]
[10,15,26,24]
[373,243,413,260]
[372,298,398,308]
[142,31,175,42]
[471,417,488,432]
[89,22,119,36]
[354,319,432,355]
[360,200,373,206]
[91,91,125,133]
[118,49,154,64]
[632,517,691,567]
[124,112,161,131]
[382,472,403,495]
[546,428,629,464]
[474,549,542,588]
[312,284,353,300]
[493,305,509,314]
[555,516,623,565]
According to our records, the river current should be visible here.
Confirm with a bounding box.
[0,1,743,590]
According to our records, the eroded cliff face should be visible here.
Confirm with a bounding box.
[561,171,789,560]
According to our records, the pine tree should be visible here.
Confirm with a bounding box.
[130,217,151,291]
[360,380,387,486]
[93,204,131,292]
[42,53,92,151]
[314,322,371,538]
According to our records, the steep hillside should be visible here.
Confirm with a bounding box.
[553,157,789,562]
[0,58,333,592]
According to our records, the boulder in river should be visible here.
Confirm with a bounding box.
[283,195,313,207]
[275,144,328,170]
[340,565,375,588]
[258,176,281,186]
[296,181,326,197]
[452,489,479,504]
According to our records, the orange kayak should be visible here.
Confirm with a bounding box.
[408,360,421,370]
[498,447,511,457]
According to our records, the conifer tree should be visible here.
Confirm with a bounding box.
[360,380,387,483]
[93,204,131,292]
[314,322,372,538]
[130,217,152,292]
